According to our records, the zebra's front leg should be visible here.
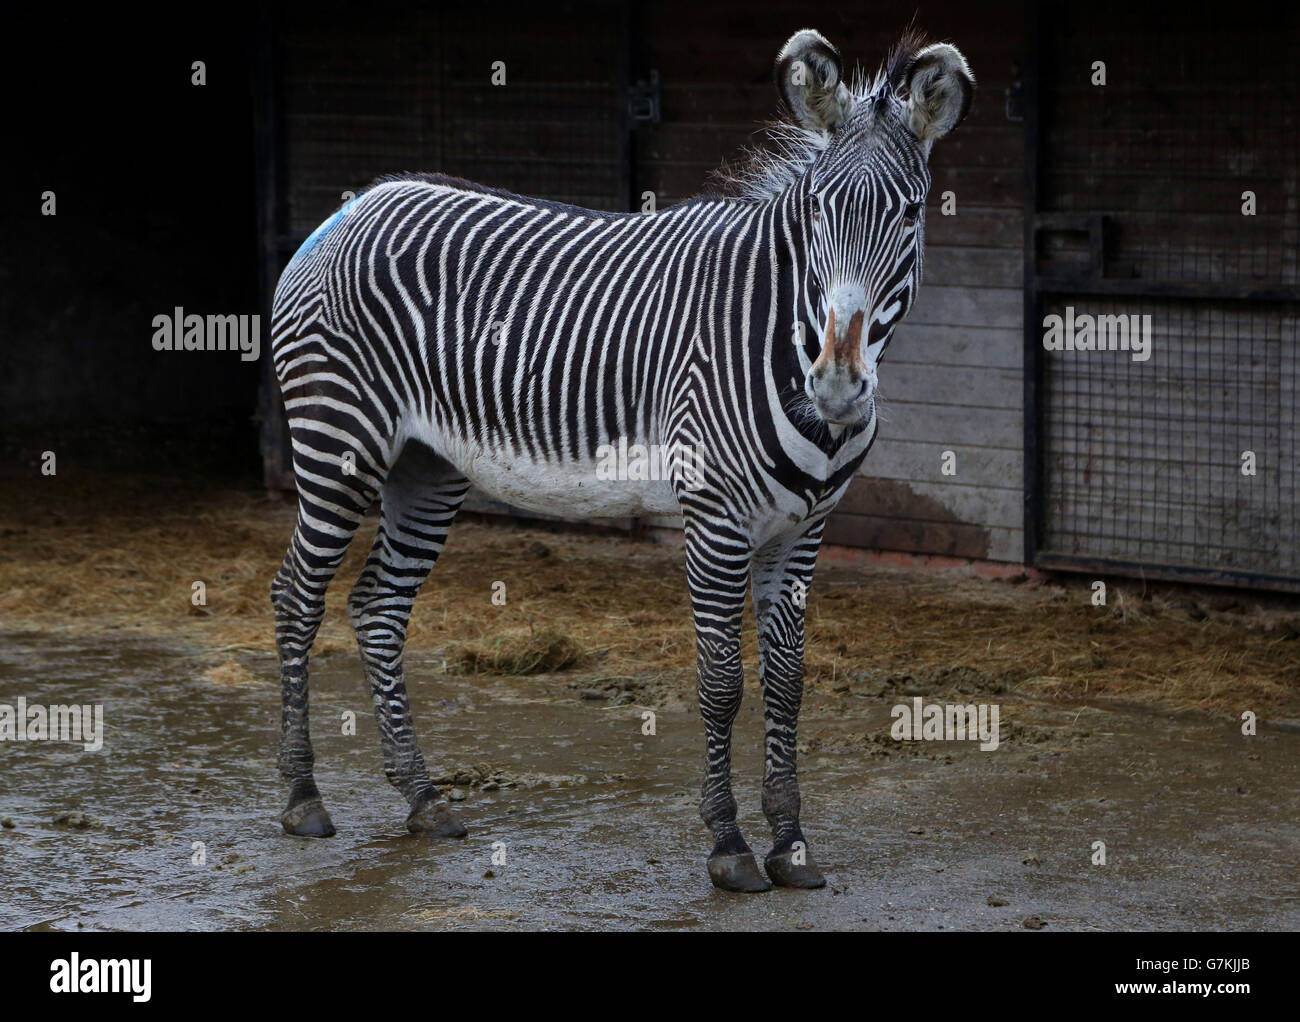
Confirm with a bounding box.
[348,449,470,837]
[685,523,770,893]
[752,525,827,888]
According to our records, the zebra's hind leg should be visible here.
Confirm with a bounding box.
[273,454,380,838]
[684,521,770,893]
[752,525,826,888]
[346,440,470,837]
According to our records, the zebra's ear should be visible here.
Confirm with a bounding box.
[775,29,852,134]
[900,43,974,144]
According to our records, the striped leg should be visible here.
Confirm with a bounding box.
[272,433,382,838]
[685,519,769,893]
[752,522,827,888]
[346,440,470,836]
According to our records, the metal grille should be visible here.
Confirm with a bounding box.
[1030,1,1300,588]
[1041,297,1299,582]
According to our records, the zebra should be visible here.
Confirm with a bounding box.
[269,27,973,893]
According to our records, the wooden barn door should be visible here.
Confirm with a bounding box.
[255,1,636,494]
[1025,1,1300,589]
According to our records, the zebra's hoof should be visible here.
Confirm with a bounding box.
[281,799,336,838]
[407,799,468,838]
[764,849,826,889]
[707,852,772,893]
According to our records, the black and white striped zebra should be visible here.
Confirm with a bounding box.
[269,28,972,892]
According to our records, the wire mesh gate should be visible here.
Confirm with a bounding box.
[1025,2,1300,590]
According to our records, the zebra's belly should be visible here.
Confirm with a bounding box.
[429,432,683,518]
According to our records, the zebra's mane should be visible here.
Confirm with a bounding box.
[708,28,931,203]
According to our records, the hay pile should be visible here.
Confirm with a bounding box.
[1,469,1297,720]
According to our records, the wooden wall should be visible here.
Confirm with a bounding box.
[633,1,1028,560]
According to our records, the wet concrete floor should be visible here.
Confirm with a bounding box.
[1,632,1296,930]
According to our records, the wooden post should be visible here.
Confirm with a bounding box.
[252,5,294,496]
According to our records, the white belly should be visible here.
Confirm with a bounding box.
[420,427,683,518]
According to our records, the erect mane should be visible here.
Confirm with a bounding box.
[707,27,932,203]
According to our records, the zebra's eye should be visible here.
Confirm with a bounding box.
[809,193,823,220]
[902,202,923,228]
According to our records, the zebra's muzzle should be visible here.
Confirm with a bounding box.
[807,308,874,426]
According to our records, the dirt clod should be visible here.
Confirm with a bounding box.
[52,811,98,829]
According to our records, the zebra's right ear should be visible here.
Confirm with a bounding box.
[775,29,852,134]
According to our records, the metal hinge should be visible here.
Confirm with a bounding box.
[1005,78,1024,122]
[628,69,660,124]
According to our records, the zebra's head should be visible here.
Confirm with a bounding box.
[776,29,973,429]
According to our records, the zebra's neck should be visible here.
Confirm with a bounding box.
[688,181,869,462]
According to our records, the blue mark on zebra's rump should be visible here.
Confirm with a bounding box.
[288,197,358,268]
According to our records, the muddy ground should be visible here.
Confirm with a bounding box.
[1,631,1297,931]
[1,436,1298,930]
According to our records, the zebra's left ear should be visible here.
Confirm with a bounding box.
[900,43,974,145]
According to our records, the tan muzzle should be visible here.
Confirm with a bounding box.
[810,307,866,377]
